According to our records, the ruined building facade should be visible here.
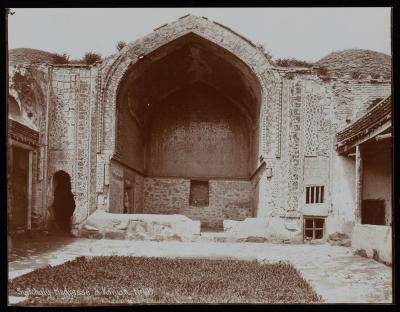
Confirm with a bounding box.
[7,16,392,256]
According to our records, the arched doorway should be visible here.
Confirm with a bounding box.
[52,170,75,233]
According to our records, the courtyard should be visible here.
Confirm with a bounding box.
[8,236,392,304]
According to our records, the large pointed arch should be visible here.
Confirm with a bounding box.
[99,15,272,160]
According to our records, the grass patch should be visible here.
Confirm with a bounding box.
[9,256,322,305]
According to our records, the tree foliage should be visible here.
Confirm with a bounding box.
[116,41,127,52]
[83,52,102,65]
[53,52,70,64]
[274,58,313,68]
[83,52,101,65]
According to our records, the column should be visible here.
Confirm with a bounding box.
[27,151,33,230]
[7,137,14,230]
[355,145,363,223]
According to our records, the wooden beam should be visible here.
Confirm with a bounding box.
[10,139,35,151]
[27,151,33,230]
[375,133,392,141]
[355,145,363,224]
[337,120,391,155]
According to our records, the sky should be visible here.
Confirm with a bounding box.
[8,8,391,62]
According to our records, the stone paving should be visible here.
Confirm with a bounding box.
[8,236,392,304]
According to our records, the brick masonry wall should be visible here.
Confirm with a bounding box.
[143,177,253,228]
[329,80,391,132]
[108,159,145,214]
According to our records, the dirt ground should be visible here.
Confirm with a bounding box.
[8,236,392,304]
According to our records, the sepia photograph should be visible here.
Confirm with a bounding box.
[5,5,395,306]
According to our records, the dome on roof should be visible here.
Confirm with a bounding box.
[9,48,58,66]
[316,49,391,79]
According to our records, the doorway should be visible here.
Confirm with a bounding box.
[11,146,30,231]
[361,199,385,225]
[53,171,75,233]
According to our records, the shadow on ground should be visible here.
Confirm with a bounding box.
[9,233,78,262]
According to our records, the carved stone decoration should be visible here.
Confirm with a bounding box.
[287,80,302,211]
[73,70,93,224]
[38,146,44,181]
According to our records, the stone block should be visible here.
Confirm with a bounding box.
[80,211,201,242]
[83,224,99,231]
[265,216,303,242]
[223,218,268,239]
[327,232,351,247]
[222,216,303,243]
[104,231,126,240]
[351,224,392,265]
[79,230,104,239]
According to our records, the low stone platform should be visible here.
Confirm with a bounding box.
[77,214,306,244]
[352,224,392,265]
[223,217,303,243]
[78,211,201,242]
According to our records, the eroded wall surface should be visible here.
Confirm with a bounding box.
[108,159,145,214]
[147,83,252,178]
[8,65,49,229]
[48,66,98,226]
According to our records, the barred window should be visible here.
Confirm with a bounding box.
[305,185,324,204]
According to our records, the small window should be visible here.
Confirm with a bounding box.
[304,217,325,240]
[189,180,209,207]
[305,185,324,204]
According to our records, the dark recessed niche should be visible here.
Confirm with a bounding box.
[189,180,209,207]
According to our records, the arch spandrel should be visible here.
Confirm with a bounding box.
[8,67,47,132]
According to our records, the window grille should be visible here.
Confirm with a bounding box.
[305,185,324,204]
[304,217,325,240]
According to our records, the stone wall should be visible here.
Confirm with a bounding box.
[143,177,253,228]
[8,65,49,228]
[326,81,391,236]
[259,76,334,218]
[115,79,145,171]
[99,15,273,219]
[329,80,391,131]
[48,65,98,226]
[254,70,284,219]
[8,15,392,242]
[108,159,145,214]
[352,224,392,265]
